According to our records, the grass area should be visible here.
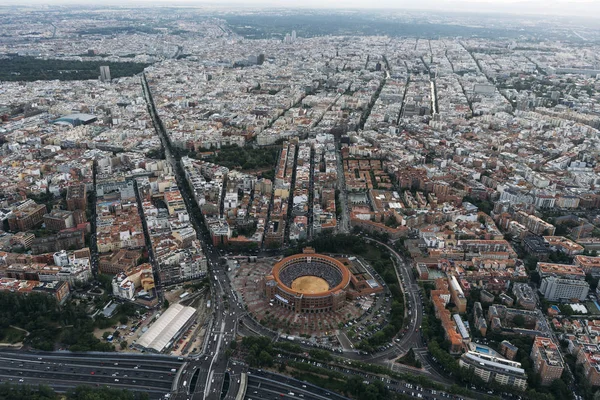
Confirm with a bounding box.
[0,327,26,343]
[585,301,600,315]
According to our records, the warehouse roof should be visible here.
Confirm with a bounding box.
[136,304,196,353]
[53,113,97,126]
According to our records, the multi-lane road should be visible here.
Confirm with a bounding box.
[360,238,452,384]
[0,351,182,399]
[245,369,350,400]
[143,72,248,400]
[171,256,247,400]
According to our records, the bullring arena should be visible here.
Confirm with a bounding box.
[264,249,352,313]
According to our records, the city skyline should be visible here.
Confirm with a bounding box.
[3,0,600,19]
[0,4,600,400]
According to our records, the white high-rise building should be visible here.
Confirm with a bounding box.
[539,276,589,301]
[99,65,111,82]
[53,250,69,267]
[291,30,297,42]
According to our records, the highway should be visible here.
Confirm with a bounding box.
[0,351,182,399]
[243,368,462,400]
[245,369,350,400]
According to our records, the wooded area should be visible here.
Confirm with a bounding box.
[0,56,149,82]
[0,291,117,352]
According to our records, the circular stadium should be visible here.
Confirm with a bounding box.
[263,250,351,313]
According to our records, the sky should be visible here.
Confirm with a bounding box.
[7,0,600,18]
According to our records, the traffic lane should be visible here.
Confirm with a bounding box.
[224,364,245,400]
[247,380,331,400]
[0,372,172,391]
[249,361,456,400]
[247,374,347,400]
[0,357,177,391]
[0,354,180,372]
[0,350,184,364]
[0,364,174,389]
[0,354,181,377]
[0,369,172,393]
[2,378,169,399]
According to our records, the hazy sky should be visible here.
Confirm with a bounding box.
[9,0,600,18]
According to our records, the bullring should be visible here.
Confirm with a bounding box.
[263,248,351,313]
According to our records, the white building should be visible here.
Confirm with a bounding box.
[539,276,589,301]
[135,304,196,353]
[112,274,135,300]
[459,351,527,390]
[53,250,69,267]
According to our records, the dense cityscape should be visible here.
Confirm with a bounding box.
[1,3,600,400]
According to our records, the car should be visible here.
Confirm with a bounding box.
[90,371,95,375]
[115,379,119,382]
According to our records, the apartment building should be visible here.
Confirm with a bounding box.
[8,203,46,232]
[459,351,528,390]
[531,336,565,385]
[539,276,589,301]
[66,184,87,212]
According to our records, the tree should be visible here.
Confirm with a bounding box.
[120,340,128,350]
[163,299,170,309]
[258,350,273,367]
[119,315,128,325]
[530,270,541,285]
[102,332,111,340]
[524,255,539,271]
[512,315,525,328]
